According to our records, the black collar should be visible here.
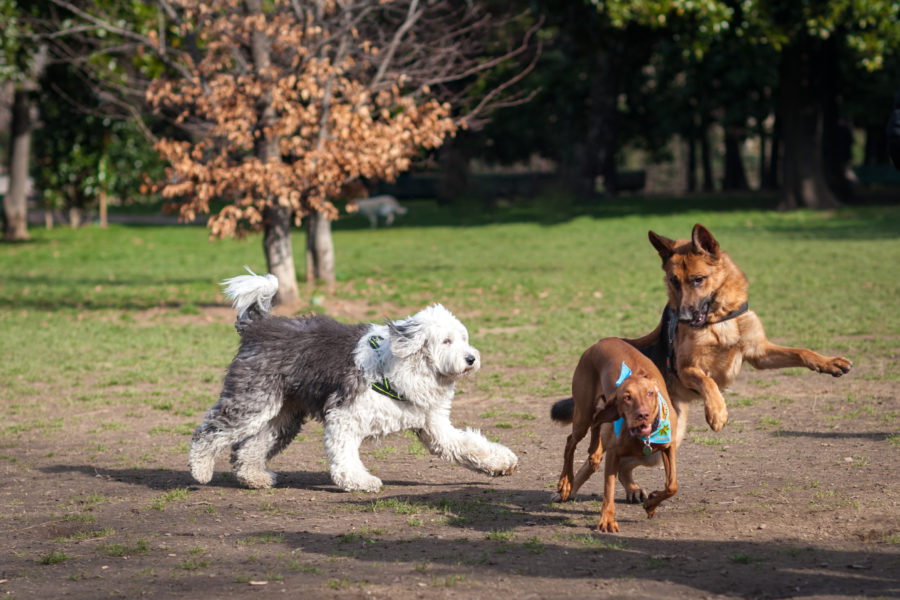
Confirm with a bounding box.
[715,301,749,324]
[659,301,748,375]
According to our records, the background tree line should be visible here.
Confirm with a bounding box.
[1,0,898,301]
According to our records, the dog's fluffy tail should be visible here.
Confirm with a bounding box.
[550,397,575,424]
[221,266,278,333]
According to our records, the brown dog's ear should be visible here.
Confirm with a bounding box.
[592,398,621,424]
[648,231,676,263]
[691,224,719,257]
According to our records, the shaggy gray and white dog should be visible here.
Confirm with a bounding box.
[189,269,518,492]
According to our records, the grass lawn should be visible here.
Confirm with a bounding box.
[3,196,898,414]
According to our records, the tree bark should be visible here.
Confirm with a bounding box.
[4,89,34,241]
[700,125,715,192]
[757,124,767,191]
[764,114,781,190]
[582,44,618,197]
[820,36,853,202]
[686,132,697,193]
[305,212,336,287]
[263,204,301,307]
[723,130,748,190]
[777,41,840,210]
[863,124,887,165]
[246,0,303,305]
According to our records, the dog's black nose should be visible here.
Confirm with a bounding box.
[465,354,476,366]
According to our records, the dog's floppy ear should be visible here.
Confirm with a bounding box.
[593,395,620,424]
[648,231,676,263]
[691,223,719,257]
[387,318,426,358]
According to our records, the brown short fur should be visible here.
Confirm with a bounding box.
[552,338,677,532]
[616,223,852,501]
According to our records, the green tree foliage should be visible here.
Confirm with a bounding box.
[32,63,166,220]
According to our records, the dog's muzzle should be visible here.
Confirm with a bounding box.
[681,298,711,328]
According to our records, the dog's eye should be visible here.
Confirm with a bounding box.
[669,275,681,290]
[690,275,707,288]
[442,338,452,345]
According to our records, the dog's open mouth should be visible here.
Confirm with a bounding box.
[686,299,711,327]
[690,310,708,327]
[630,423,653,437]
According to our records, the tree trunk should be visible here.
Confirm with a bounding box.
[263,204,301,307]
[723,131,748,190]
[757,124,767,191]
[4,89,33,241]
[583,44,618,197]
[98,189,108,228]
[305,212,336,287]
[438,141,469,205]
[863,124,887,165]
[700,125,715,192]
[819,36,853,202]
[246,0,302,306]
[777,41,841,210]
[764,114,781,190]
[686,132,697,193]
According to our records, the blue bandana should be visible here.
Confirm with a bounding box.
[612,362,672,447]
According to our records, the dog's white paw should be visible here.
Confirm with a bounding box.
[486,445,519,476]
[189,458,214,485]
[236,468,277,490]
[334,472,383,493]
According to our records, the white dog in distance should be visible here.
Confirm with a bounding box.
[353,195,408,228]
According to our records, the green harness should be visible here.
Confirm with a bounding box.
[368,336,408,402]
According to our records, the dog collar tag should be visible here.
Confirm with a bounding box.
[642,444,652,456]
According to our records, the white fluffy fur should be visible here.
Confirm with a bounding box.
[192,274,518,492]
[221,266,279,317]
[328,304,518,491]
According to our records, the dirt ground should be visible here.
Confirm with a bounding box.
[2,311,898,599]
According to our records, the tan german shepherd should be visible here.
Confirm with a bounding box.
[552,223,852,502]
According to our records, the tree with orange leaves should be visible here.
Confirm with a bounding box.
[111,0,537,306]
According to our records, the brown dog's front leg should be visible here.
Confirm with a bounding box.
[679,366,728,431]
[643,445,677,519]
[556,426,588,502]
[596,450,620,533]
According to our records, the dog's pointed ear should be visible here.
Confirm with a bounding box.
[388,318,426,358]
[648,231,676,263]
[691,224,719,257]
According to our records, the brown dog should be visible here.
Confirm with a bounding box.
[613,224,852,501]
[551,338,677,532]
[552,224,852,504]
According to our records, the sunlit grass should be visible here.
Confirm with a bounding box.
[1,199,898,427]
